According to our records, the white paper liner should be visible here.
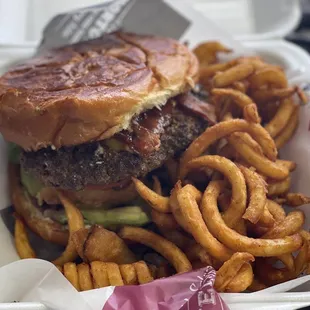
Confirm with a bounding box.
[0,259,95,309]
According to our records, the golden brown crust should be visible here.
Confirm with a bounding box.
[0,32,198,151]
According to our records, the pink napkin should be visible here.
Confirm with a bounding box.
[103,266,229,310]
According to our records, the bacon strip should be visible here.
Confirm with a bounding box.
[115,94,216,156]
[178,93,216,124]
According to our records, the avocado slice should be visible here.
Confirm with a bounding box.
[81,206,151,228]
[44,205,151,229]
[20,167,44,197]
[8,142,22,164]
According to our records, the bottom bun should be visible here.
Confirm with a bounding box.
[9,164,69,246]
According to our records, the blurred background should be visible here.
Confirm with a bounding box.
[287,0,310,51]
[0,0,105,45]
[0,0,305,46]
[0,0,309,64]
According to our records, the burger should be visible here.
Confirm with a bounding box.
[0,32,215,245]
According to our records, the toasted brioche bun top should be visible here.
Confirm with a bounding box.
[0,32,198,151]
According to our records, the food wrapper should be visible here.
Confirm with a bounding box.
[0,1,310,310]
[0,259,228,310]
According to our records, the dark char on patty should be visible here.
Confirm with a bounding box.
[21,105,208,191]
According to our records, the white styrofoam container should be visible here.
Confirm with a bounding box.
[0,0,302,47]
[0,1,309,310]
[1,40,310,310]
[0,0,106,46]
[192,0,301,41]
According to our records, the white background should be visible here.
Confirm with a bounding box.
[0,0,301,45]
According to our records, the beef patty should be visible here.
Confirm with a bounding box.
[21,105,208,191]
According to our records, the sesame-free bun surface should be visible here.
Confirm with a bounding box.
[0,32,198,151]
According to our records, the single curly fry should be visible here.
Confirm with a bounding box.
[243,104,261,124]
[212,88,255,108]
[239,165,267,224]
[249,67,288,89]
[275,106,299,149]
[228,134,289,180]
[132,177,170,213]
[251,87,296,103]
[193,41,232,65]
[119,226,192,273]
[261,211,305,239]
[212,63,254,88]
[225,263,254,292]
[265,99,296,138]
[214,252,254,292]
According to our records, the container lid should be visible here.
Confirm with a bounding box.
[191,0,302,41]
